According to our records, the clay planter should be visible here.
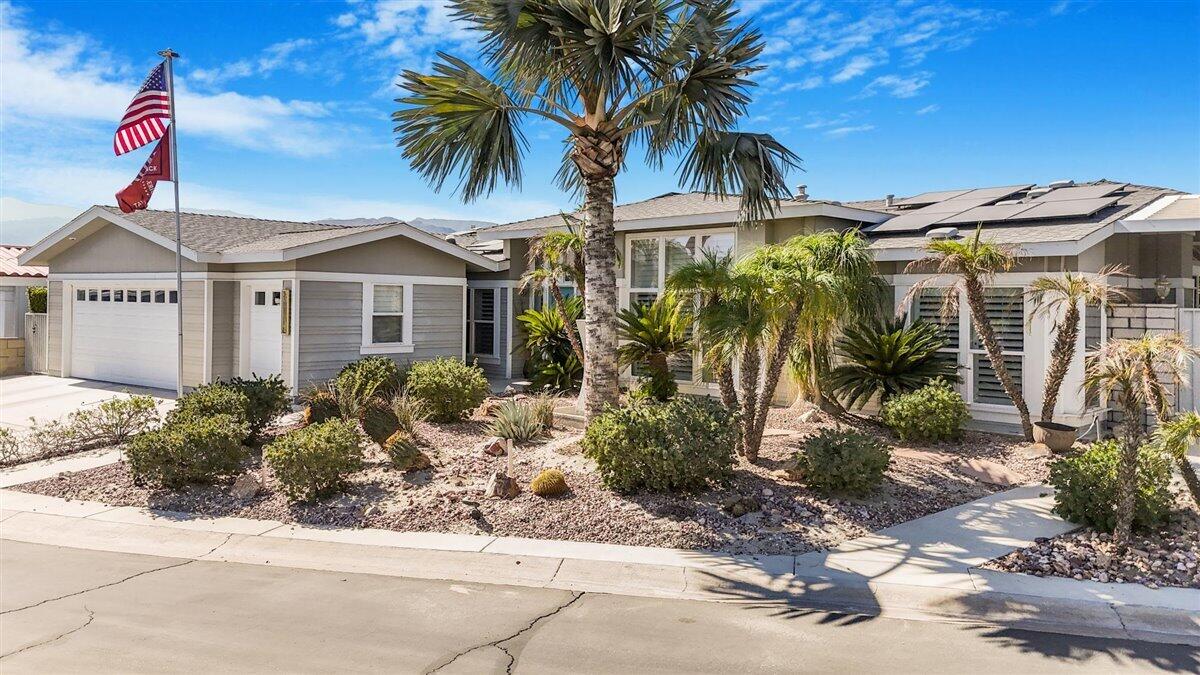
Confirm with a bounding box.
[1032,421,1078,453]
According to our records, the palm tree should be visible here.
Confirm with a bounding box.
[616,294,692,400]
[521,215,586,362]
[1154,412,1200,508]
[903,227,1034,441]
[1027,266,1129,422]
[393,1,799,422]
[1124,333,1200,507]
[665,250,738,409]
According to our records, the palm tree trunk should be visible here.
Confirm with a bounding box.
[580,175,620,422]
[738,342,761,461]
[1040,302,1080,422]
[746,307,802,461]
[550,282,585,363]
[964,277,1034,440]
[715,359,737,410]
[1113,398,1144,548]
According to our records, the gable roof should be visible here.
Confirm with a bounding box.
[1,245,47,278]
[19,206,505,272]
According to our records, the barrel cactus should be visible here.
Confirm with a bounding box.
[359,398,400,446]
[530,468,568,497]
[304,389,340,425]
[383,429,429,471]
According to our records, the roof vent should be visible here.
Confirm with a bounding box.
[994,199,1022,206]
[926,226,960,240]
[885,194,895,207]
[795,184,808,200]
[1048,179,1075,189]
[1027,187,1054,199]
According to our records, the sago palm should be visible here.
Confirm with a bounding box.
[521,214,586,362]
[903,227,1034,440]
[616,294,693,400]
[827,317,959,410]
[1027,266,1129,421]
[393,0,799,422]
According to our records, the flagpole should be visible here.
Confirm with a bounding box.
[159,48,183,397]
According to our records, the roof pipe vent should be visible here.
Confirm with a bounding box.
[795,184,808,200]
[926,226,960,240]
[885,194,895,207]
[1048,179,1075,189]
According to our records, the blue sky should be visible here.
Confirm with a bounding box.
[2,0,1198,242]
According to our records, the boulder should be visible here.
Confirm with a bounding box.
[485,471,520,499]
[477,436,508,457]
[231,474,262,500]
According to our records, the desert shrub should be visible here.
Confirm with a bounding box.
[0,428,20,465]
[582,396,736,493]
[222,374,289,436]
[826,317,958,409]
[404,358,489,422]
[880,378,968,442]
[530,468,568,497]
[265,419,363,502]
[169,384,249,428]
[27,286,47,313]
[488,400,545,443]
[126,414,249,488]
[302,388,340,425]
[335,356,403,414]
[359,398,401,446]
[391,393,429,436]
[79,395,160,444]
[528,392,557,430]
[796,429,891,496]
[1049,440,1173,531]
[382,429,427,470]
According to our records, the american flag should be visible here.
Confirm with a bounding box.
[113,62,171,156]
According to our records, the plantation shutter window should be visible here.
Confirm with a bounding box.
[468,288,497,357]
[915,288,959,350]
[969,287,1025,406]
[630,239,659,289]
[371,284,404,344]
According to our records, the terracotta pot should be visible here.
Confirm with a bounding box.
[1032,421,1078,453]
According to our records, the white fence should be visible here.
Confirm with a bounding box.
[24,312,47,374]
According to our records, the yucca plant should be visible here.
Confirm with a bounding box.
[617,294,693,401]
[826,317,959,410]
[488,400,546,443]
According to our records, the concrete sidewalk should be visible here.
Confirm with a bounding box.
[0,453,1196,646]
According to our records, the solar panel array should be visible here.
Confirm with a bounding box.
[868,183,1127,234]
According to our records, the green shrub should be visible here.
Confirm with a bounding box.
[67,394,160,446]
[302,388,340,425]
[359,398,401,446]
[488,400,545,443]
[528,392,558,430]
[797,429,891,496]
[27,286,47,313]
[169,384,249,428]
[265,419,363,502]
[222,374,289,436]
[1049,440,1173,531]
[405,358,489,422]
[390,393,429,436]
[582,396,737,493]
[880,378,968,442]
[530,468,568,497]
[335,356,403,415]
[382,429,427,470]
[827,317,959,409]
[126,414,249,488]
[633,373,677,402]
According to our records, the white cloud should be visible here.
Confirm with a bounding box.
[830,53,885,83]
[339,0,476,70]
[859,72,932,99]
[0,5,349,158]
[824,124,875,139]
[780,75,824,92]
[915,103,940,115]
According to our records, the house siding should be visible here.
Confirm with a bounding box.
[211,280,237,381]
[298,238,466,277]
[412,284,465,360]
[182,281,205,387]
[49,223,206,273]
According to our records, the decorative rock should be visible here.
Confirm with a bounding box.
[721,496,761,518]
[485,471,520,499]
[478,437,507,457]
[502,385,517,396]
[230,474,262,500]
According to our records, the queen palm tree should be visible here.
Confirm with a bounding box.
[520,215,586,362]
[903,227,1034,441]
[1027,266,1130,422]
[393,1,799,422]
[665,250,738,409]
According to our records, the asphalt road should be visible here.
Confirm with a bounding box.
[1,540,1194,674]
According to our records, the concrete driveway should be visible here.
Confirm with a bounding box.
[0,375,174,431]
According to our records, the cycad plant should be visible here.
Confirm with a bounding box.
[617,294,693,400]
[903,227,1034,440]
[826,317,959,410]
[517,296,584,392]
[520,214,586,362]
[393,1,799,421]
[1027,266,1129,421]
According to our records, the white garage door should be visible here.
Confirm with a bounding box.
[70,286,177,389]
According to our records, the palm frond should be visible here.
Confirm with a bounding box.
[678,131,801,225]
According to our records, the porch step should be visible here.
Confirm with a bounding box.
[553,406,586,430]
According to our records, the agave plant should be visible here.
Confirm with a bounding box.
[826,317,959,410]
[616,295,693,400]
[488,399,546,443]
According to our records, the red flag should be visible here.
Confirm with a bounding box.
[116,136,172,213]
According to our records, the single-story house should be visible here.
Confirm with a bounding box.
[17,206,506,394]
[463,181,1199,432]
[0,245,48,375]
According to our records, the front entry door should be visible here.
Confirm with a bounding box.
[245,282,283,378]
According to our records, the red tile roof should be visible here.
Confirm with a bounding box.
[0,245,48,278]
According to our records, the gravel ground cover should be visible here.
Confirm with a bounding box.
[11,403,1049,556]
[983,493,1200,589]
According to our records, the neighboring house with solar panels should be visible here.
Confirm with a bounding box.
[466,181,1199,432]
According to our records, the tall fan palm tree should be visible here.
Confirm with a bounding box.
[521,215,586,362]
[903,227,1034,441]
[393,1,799,422]
[1027,266,1130,422]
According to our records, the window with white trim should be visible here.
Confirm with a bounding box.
[370,284,404,344]
[467,288,497,357]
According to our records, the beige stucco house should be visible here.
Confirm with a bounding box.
[465,181,1199,433]
[18,206,505,394]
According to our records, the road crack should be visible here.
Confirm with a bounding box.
[0,606,95,659]
[1,533,233,616]
[426,592,583,674]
